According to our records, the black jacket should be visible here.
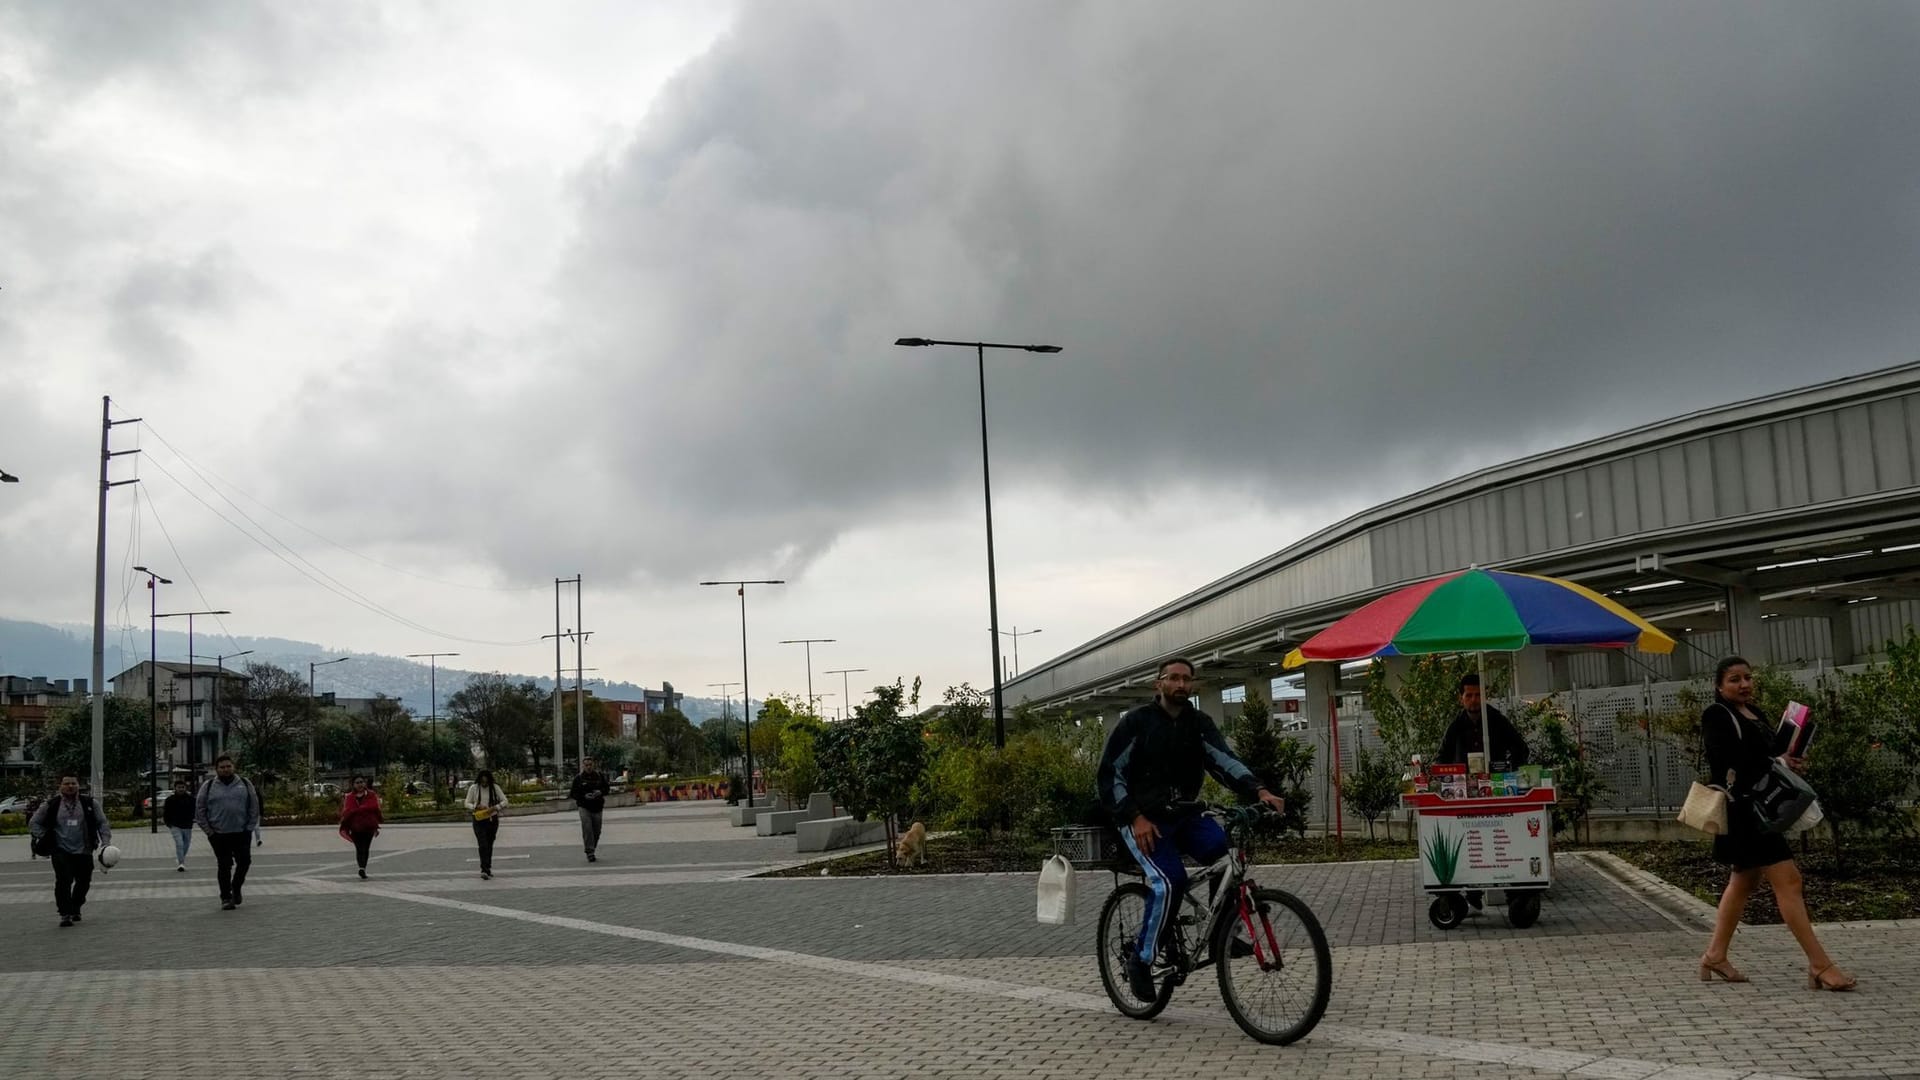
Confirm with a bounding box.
[162,790,197,829]
[1097,700,1264,824]
[1437,705,1530,770]
[569,771,609,811]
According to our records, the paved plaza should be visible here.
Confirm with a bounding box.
[2,802,1915,1079]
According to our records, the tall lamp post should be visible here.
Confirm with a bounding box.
[824,668,868,719]
[308,657,351,785]
[405,652,460,790]
[157,609,229,778]
[895,336,1062,747]
[699,579,784,807]
[132,566,170,832]
[708,681,741,774]
[778,638,835,715]
[996,626,1043,679]
[192,650,252,758]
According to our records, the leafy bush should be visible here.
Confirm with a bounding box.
[918,724,1101,837]
[1341,747,1403,840]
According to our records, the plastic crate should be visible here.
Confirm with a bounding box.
[1050,825,1121,869]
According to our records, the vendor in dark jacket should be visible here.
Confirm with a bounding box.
[1435,673,1530,914]
[1437,673,1530,771]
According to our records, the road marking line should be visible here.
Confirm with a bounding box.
[336,882,1809,1080]
[465,855,532,862]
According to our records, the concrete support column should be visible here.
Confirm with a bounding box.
[1514,649,1554,700]
[1302,662,1341,827]
[1669,633,1694,680]
[1823,604,1858,668]
[1195,681,1225,724]
[1725,584,1774,666]
[1241,671,1272,713]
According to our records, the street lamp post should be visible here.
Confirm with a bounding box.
[895,336,1062,747]
[708,681,741,774]
[405,652,460,790]
[996,627,1043,679]
[157,610,230,778]
[192,650,253,758]
[778,638,835,715]
[699,579,784,808]
[132,566,171,833]
[824,668,868,719]
[308,657,351,785]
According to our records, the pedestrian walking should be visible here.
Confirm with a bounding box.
[26,772,112,927]
[466,769,508,879]
[337,775,383,879]
[196,754,261,911]
[569,756,610,862]
[163,778,196,871]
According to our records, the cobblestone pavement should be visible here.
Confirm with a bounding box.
[3,804,1914,1079]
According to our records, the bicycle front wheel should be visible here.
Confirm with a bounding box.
[1097,882,1176,1020]
[1213,885,1332,1045]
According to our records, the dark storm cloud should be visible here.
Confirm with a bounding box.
[269,1,1920,585]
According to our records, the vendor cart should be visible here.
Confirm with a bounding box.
[1403,785,1556,930]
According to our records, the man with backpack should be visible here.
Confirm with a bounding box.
[569,756,611,863]
[27,772,113,927]
[196,754,261,910]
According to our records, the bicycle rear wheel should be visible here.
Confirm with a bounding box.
[1097,882,1176,1019]
[1213,885,1332,1045]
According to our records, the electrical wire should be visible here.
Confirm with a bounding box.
[136,451,542,649]
[139,421,546,594]
[141,485,244,653]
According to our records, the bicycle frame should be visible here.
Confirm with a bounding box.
[1117,809,1288,978]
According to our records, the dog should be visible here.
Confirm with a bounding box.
[897,821,928,867]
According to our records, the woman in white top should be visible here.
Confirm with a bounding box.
[465,770,509,879]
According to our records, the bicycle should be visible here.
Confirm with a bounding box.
[1093,801,1332,1045]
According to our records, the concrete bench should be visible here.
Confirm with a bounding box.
[795,815,887,853]
[805,792,836,820]
[755,809,808,836]
[728,804,767,827]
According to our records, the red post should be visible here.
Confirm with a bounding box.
[1329,695,1344,847]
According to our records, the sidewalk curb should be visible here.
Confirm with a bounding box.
[1566,849,1717,932]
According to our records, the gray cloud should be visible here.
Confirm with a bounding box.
[107,248,249,373]
[244,2,1920,589]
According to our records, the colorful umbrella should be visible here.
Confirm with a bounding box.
[1282,567,1675,667]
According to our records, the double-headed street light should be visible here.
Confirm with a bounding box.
[405,652,460,789]
[895,336,1062,748]
[996,626,1043,679]
[778,638,834,714]
[699,579,784,808]
[823,667,868,719]
[308,657,352,784]
[192,650,252,758]
[708,681,741,772]
[132,566,171,832]
[156,609,230,778]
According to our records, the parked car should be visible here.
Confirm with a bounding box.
[0,796,32,815]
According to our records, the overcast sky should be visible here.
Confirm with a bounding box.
[4,1,1918,708]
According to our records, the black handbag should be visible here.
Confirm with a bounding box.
[1741,758,1818,835]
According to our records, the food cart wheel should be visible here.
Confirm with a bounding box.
[1506,891,1542,929]
[1428,895,1469,931]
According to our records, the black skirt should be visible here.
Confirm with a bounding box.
[1712,821,1791,870]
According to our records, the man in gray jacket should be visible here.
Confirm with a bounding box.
[196,754,261,910]
[27,772,112,927]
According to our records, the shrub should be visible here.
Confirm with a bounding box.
[1341,747,1403,841]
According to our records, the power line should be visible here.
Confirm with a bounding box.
[140,482,243,653]
[139,421,546,594]
[136,449,541,649]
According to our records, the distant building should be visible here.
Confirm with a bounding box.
[1,675,89,772]
[107,662,250,770]
[600,682,686,739]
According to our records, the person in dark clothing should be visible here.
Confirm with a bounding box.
[1697,656,1854,991]
[1436,673,1531,771]
[1097,657,1286,1004]
[163,778,197,871]
[569,757,611,862]
[196,754,261,910]
[337,775,384,879]
[1436,673,1531,913]
[27,773,112,926]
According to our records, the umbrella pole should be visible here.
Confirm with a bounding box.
[1478,651,1491,775]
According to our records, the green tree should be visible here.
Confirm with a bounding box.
[447,673,540,771]
[816,681,929,867]
[770,713,826,806]
[226,661,310,774]
[350,695,421,772]
[32,695,156,788]
[1341,746,1403,841]
[1227,695,1281,787]
[641,707,702,774]
[931,683,991,746]
[748,696,798,777]
[1269,738,1316,837]
[1800,669,1914,870]
[701,717,742,771]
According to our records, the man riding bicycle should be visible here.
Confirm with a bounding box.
[1097,656,1286,1002]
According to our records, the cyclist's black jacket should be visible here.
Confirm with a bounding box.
[1097,699,1264,824]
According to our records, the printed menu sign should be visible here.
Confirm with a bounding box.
[1417,811,1551,889]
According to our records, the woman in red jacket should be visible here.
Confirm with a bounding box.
[338,775,384,879]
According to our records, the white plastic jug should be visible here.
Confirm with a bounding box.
[1036,853,1077,925]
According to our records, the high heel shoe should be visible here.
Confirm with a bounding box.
[1808,964,1856,991]
[1698,956,1748,983]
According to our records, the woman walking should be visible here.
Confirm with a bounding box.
[1697,656,1855,991]
[337,775,383,880]
[466,769,507,880]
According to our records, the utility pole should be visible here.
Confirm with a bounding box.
[708,682,740,773]
[552,576,581,774]
[573,575,587,765]
[132,566,169,832]
[405,652,460,790]
[93,398,141,795]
